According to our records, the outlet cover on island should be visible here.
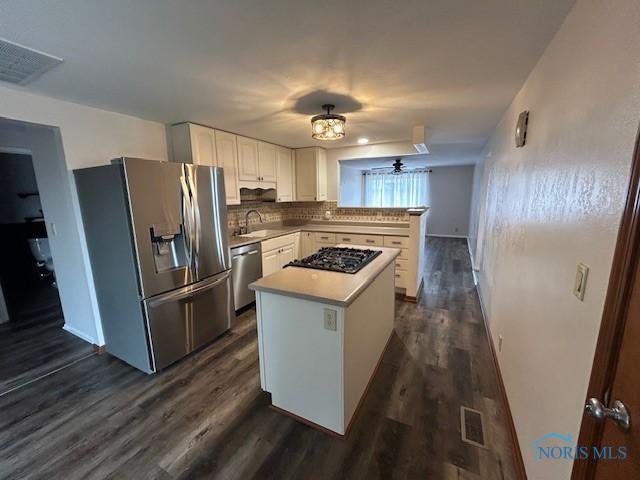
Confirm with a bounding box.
[323,308,337,331]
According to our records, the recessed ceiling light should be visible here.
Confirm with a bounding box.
[357,137,369,145]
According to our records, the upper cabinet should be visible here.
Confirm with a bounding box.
[276,147,295,202]
[295,147,327,202]
[171,123,217,166]
[237,136,260,181]
[257,141,277,182]
[170,123,240,205]
[214,130,241,205]
[237,137,277,186]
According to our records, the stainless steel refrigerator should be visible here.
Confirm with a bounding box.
[75,157,233,373]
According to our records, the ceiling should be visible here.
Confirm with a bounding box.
[0,0,574,152]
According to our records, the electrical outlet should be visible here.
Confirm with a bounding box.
[324,308,337,331]
[498,335,503,352]
[574,263,589,301]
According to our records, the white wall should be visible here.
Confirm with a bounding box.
[338,164,364,206]
[473,1,640,479]
[426,165,474,237]
[1,85,168,345]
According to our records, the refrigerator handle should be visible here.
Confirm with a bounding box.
[180,174,195,267]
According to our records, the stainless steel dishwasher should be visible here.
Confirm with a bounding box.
[230,242,262,311]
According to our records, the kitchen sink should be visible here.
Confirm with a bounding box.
[238,229,284,238]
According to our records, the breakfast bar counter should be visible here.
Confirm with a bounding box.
[249,245,399,435]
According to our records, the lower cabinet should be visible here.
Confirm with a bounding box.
[261,233,300,276]
[299,232,315,258]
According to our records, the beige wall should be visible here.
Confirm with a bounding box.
[1,85,168,344]
[473,0,640,478]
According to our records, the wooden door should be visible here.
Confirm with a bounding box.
[214,130,240,205]
[189,124,217,166]
[592,259,640,478]
[257,142,277,182]
[237,136,259,181]
[573,128,640,479]
[276,147,294,202]
[261,248,280,277]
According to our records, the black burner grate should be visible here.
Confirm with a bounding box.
[285,247,382,274]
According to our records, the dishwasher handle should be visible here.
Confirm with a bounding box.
[232,250,259,260]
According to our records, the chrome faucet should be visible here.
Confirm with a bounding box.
[242,209,263,234]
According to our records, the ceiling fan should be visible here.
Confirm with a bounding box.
[371,158,404,174]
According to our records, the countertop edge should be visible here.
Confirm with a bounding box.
[249,246,401,307]
[229,224,410,249]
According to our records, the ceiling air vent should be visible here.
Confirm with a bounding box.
[0,38,63,85]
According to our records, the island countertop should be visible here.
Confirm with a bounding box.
[249,245,401,306]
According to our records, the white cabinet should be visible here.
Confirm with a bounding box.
[171,123,217,166]
[237,136,260,181]
[261,233,299,276]
[237,137,278,187]
[294,147,327,202]
[257,142,277,182]
[299,232,315,258]
[171,123,241,205]
[261,248,281,277]
[214,130,241,205]
[276,147,295,202]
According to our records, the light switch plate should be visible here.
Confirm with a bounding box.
[574,263,589,301]
[323,308,337,331]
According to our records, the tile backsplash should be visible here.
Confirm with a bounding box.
[227,193,409,232]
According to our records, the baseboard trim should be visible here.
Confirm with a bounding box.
[466,237,479,285]
[62,324,96,345]
[475,283,527,480]
[426,233,469,239]
[403,277,424,303]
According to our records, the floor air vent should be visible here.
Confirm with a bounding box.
[460,406,487,449]
[0,38,63,85]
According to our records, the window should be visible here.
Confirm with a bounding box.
[363,169,428,208]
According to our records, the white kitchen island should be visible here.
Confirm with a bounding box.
[249,245,400,436]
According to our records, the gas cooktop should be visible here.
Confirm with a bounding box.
[285,247,382,274]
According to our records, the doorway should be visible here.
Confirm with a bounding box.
[0,147,93,396]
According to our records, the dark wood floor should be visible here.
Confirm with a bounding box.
[0,237,516,479]
[0,285,94,395]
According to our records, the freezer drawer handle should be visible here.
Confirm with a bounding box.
[147,271,230,306]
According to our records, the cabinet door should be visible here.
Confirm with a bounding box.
[258,142,277,182]
[295,148,318,201]
[189,124,217,166]
[262,248,280,277]
[215,130,240,205]
[300,232,315,257]
[316,147,327,201]
[279,244,296,269]
[276,147,294,202]
[237,136,260,181]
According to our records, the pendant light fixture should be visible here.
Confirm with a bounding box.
[311,104,346,140]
